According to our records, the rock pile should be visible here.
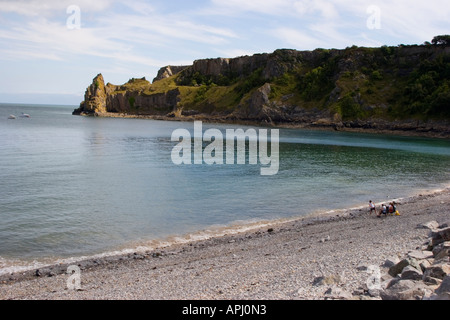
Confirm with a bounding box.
[377,221,450,300]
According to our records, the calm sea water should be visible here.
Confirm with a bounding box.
[1,103,449,273]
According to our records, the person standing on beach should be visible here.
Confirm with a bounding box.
[369,200,376,215]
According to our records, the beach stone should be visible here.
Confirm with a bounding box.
[367,288,382,298]
[419,259,432,272]
[385,277,401,290]
[401,266,423,280]
[421,287,439,300]
[388,258,421,277]
[407,250,434,260]
[432,242,450,260]
[419,221,440,230]
[430,227,450,246]
[358,295,382,300]
[424,263,450,280]
[389,260,409,277]
[439,221,450,228]
[312,276,325,286]
[356,264,368,271]
[423,276,442,286]
[324,286,354,300]
[380,275,394,290]
[312,274,342,286]
[433,275,450,300]
[380,280,425,300]
[383,256,400,268]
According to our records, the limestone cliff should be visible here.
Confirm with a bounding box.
[73,76,180,116]
[74,73,107,114]
[74,39,450,136]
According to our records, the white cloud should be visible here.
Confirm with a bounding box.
[101,13,237,45]
[0,1,238,69]
[326,0,450,43]
[378,1,450,42]
[209,0,293,16]
[293,0,339,19]
[273,27,328,50]
[121,1,155,15]
[207,0,450,48]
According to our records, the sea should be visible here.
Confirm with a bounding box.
[1,103,449,275]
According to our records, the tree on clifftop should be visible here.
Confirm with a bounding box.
[432,35,450,46]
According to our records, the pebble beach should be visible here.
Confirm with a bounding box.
[1,187,449,300]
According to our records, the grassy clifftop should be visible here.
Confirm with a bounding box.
[74,38,450,135]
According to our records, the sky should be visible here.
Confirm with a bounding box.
[0,0,449,105]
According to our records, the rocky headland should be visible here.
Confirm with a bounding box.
[73,40,450,138]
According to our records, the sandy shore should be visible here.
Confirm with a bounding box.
[1,187,449,300]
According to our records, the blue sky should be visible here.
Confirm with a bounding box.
[0,0,449,105]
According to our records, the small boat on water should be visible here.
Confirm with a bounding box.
[8,115,16,119]
[20,113,31,118]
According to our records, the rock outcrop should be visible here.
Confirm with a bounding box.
[314,220,450,300]
[153,65,189,83]
[73,76,180,116]
[376,221,450,300]
[73,74,107,115]
[176,49,321,84]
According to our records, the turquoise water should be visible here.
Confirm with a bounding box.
[1,103,449,273]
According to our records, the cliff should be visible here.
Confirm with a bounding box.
[73,39,450,137]
[77,73,108,114]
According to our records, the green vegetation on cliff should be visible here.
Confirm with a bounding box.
[75,36,450,127]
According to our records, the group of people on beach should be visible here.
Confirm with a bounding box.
[369,200,400,218]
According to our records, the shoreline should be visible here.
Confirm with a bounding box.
[1,187,449,300]
[76,112,450,140]
[0,185,445,280]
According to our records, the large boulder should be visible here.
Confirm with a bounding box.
[380,280,428,300]
[401,266,423,280]
[432,241,450,260]
[430,227,450,246]
[407,250,434,260]
[388,258,421,277]
[383,256,400,268]
[432,275,450,300]
[423,262,450,280]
